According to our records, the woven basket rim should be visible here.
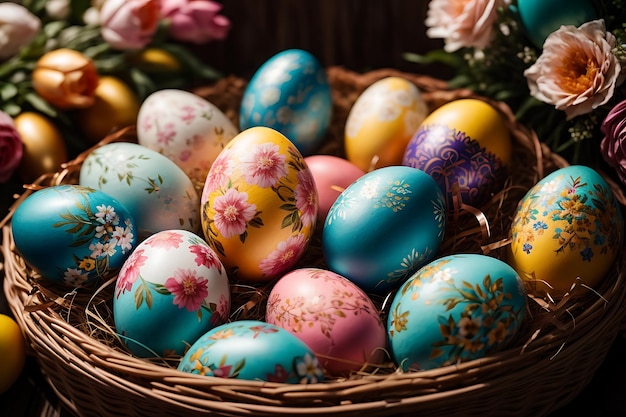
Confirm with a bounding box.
[2,66,625,417]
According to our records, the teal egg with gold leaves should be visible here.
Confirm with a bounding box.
[177,320,325,383]
[11,184,137,287]
[322,166,446,295]
[387,254,527,371]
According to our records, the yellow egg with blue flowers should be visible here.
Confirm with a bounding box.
[508,165,623,298]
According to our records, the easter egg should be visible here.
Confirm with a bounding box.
[516,0,597,48]
[14,111,67,183]
[0,314,26,394]
[266,268,387,375]
[137,89,239,190]
[387,254,527,371]
[402,98,512,209]
[11,184,137,286]
[201,126,317,282]
[304,154,365,222]
[508,165,624,298]
[79,142,200,240]
[239,49,332,156]
[345,76,428,171]
[322,166,446,294]
[113,229,230,357]
[177,320,325,383]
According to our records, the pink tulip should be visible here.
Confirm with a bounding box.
[161,0,230,44]
[100,0,162,50]
[0,111,24,183]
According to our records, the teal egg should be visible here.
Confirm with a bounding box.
[387,254,527,371]
[11,184,137,287]
[178,320,325,383]
[322,166,446,295]
[239,49,333,156]
[516,0,597,48]
[113,229,230,358]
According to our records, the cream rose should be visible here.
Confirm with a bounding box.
[425,0,503,52]
[524,20,621,121]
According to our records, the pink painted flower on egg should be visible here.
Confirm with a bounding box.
[157,122,176,146]
[180,104,198,124]
[241,142,288,188]
[295,170,317,228]
[259,234,307,277]
[266,364,290,383]
[164,268,209,311]
[116,248,148,297]
[204,149,235,194]
[213,188,257,238]
[145,230,184,249]
[189,243,223,272]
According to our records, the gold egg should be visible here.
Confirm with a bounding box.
[14,112,68,183]
[132,48,182,72]
[75,76,140,143]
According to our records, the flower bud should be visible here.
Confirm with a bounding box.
[161,0,230,44]
[0,111,24,183]
[32,48,99,110]
[100,0,161,50]
[0,3,41,61]
[601,99,626,186]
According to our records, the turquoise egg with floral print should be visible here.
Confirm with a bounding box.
[113,229,230,358]
[322,165,446,295]
[79,142,201,241]
[387,254,527,371]
[178,320,325,384]
[11,184,137,287]
[508,165,624,298]
[239,49,332,156]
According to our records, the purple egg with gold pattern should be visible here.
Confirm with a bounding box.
[402,99,512,209]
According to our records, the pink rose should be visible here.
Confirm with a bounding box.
[600,99,626,185]
[425,0,503,52]
[161,0,230,44]
[524,20,621,121]
[100,0,162,50]
[0,111,24,183]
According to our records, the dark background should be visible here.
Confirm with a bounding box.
[2,1,626,416]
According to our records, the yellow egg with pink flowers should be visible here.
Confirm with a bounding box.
[200,126,318,283]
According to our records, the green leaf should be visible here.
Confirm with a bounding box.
[2,103,22,116]
[129,68,157,101]
[161,43,223,80]
[0,83,18,101]
[23,93,58,117]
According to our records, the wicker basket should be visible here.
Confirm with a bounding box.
[2,67,625,417]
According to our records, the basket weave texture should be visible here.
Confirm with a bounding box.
[2,67,626,417]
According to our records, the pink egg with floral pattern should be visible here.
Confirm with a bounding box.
[137,89,239,191]
[266,267,387,375]
[201,126,318,283]
[113,229,230,358]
